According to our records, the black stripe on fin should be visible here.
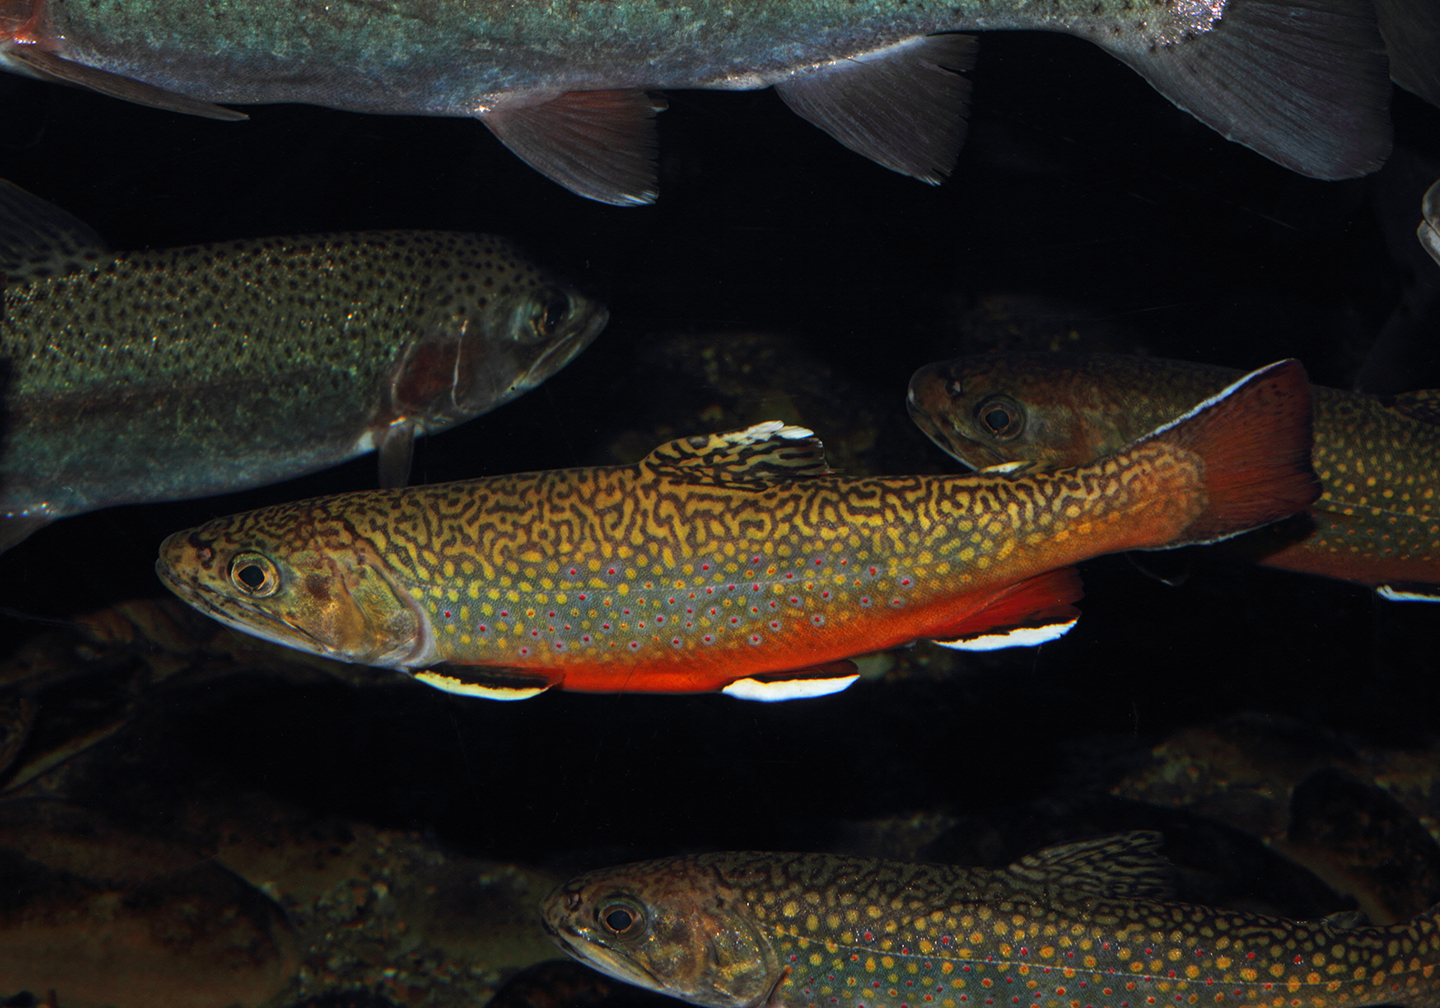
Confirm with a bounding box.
[1006,831,1177,900]
[1094,0,1392,179]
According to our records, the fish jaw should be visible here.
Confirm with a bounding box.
[541,864,783,1008]
[155,525,434,670]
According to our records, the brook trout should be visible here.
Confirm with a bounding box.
[907,353,1440,600]
[0,0,1393,204]
[0,179,605,552]
[539,833,1440,1008]
[155,359,1317,702]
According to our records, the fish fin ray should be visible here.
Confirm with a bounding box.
[774,33,976,183]
[480,90,665,206]
[0,515,48,554]
[7,48,248,122]
[1094,0,1391,179]
[1375,0,1440,107]
[1317,910,1371,929]
[376,420,416,489]
[1376,582,1440,602]
[642,421,834,487]
[1384,388,1440,426]
[927,567,1084,651]
[411,664,556,701]
[722,661,860,702]
[1007,832,1177,900]
[0,178,109,283]
[1136,359,1321,547]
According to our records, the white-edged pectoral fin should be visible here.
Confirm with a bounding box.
[412,665,555,700]
[722,661,861,701]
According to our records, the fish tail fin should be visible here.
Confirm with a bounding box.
[1138,359,1320,547]
[1088,0,1392,178]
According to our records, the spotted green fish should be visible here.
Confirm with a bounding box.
[539,833,1440,1008]
[0,0,1395,204]
[0,180,605,552]
[155,360,1317,702]
[906,353,1440,601]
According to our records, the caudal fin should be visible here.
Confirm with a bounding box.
[1094,0,1392,179]
[1137,359,1320,547]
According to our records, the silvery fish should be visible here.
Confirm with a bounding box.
[0,180,606,552]
[540,833,1440,1008]
[0,0,1395,205]
[154,360,1316,702]
[906,352,1440,601]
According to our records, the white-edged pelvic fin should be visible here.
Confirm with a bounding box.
[1377,584,1440,603]
[413,670,552,700]
[978,460,1029,474]
[934,618,1078,652]
[722,674,860,702]
[1139,360,1293,443]
[739,420,815,442]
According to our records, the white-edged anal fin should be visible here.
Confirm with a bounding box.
[722,660,861,702]
[412,665,555,700]
[774,33,976,183]
[934,617,1078,652]
[479,90,666,206]
[1377,583,1440,603]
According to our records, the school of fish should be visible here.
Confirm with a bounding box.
[0,179,605,552]
[541,833,1440,1008]
[906,353,1440,600]
[155,360,1318,701]
[0,0,1406,202]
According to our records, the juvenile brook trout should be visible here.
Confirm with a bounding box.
[907,353,1440,601]
[155,360,1317,702]
[540,833,1440,1008]
[0,0,1394,204]
[0,179,605,552]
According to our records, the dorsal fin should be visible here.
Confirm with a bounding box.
[641,421,834,487]
[1385,389,1440,426]
[1006,832,1177,900]
[0,179,110,284]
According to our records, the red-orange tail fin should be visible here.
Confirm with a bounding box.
[1137,359,1320,547]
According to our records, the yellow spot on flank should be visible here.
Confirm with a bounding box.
[783,901,799,918]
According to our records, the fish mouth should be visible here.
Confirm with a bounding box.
[511,302,608,393]
[546,927,667,995]
[155,550,328,654]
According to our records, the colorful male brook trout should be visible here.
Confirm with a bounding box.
[156,360,1317,701]
[907,353,1440,601]
[540,833,1440,1008]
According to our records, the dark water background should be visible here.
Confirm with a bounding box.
[0,33,1439,924]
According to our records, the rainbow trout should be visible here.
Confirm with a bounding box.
[539,833,1440,1008]
[0,0,1394,204]
[154,360,1317,702]
[907,353,1440,601]
[0,180,605,552]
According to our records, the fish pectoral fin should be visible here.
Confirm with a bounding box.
[774,33,976,184]
[411,664,557,701]
[0,178,110,284]
[376,419,416,489]
[1376,582,1440,603]
[1007,832,1177,900]
[641,421,834,488]
[721,660,860,702]
[748,966,793,1008]
[1091,0,1391,179]
[929,567,1083,652]
[1384,387,1440,426]
[7,48,248,123]
[479,90,666,206]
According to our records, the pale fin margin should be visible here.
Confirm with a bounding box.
[376,419,415,489]
[927,568,1084,651]
[1006,831,1177,900]
[480,90,667,206]
[3,47,248,122]
[1097,0,1392,179]
[1377,583,1440,603]
[642,421,834,487]
[411,665,555,701]
[0,179,109,283]
[775,33,977,183]
[722,673,860,702]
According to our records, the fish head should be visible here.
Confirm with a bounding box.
[541,857,784,1008]
[393,236,607,432]
[155,508,432,670]
[906,353,1134,470]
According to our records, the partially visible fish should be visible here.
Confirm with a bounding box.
[0,180,606,552]
[907,352,1440,600]
[155,359,1317,702]
[539,833,1440,1008]
[0,0,1393,204]
[1420,180,1440,268]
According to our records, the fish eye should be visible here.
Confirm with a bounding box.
[597,898,645,938]
[229,553,280,597]
[975,398,1023,440]
[528,287,572,340]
